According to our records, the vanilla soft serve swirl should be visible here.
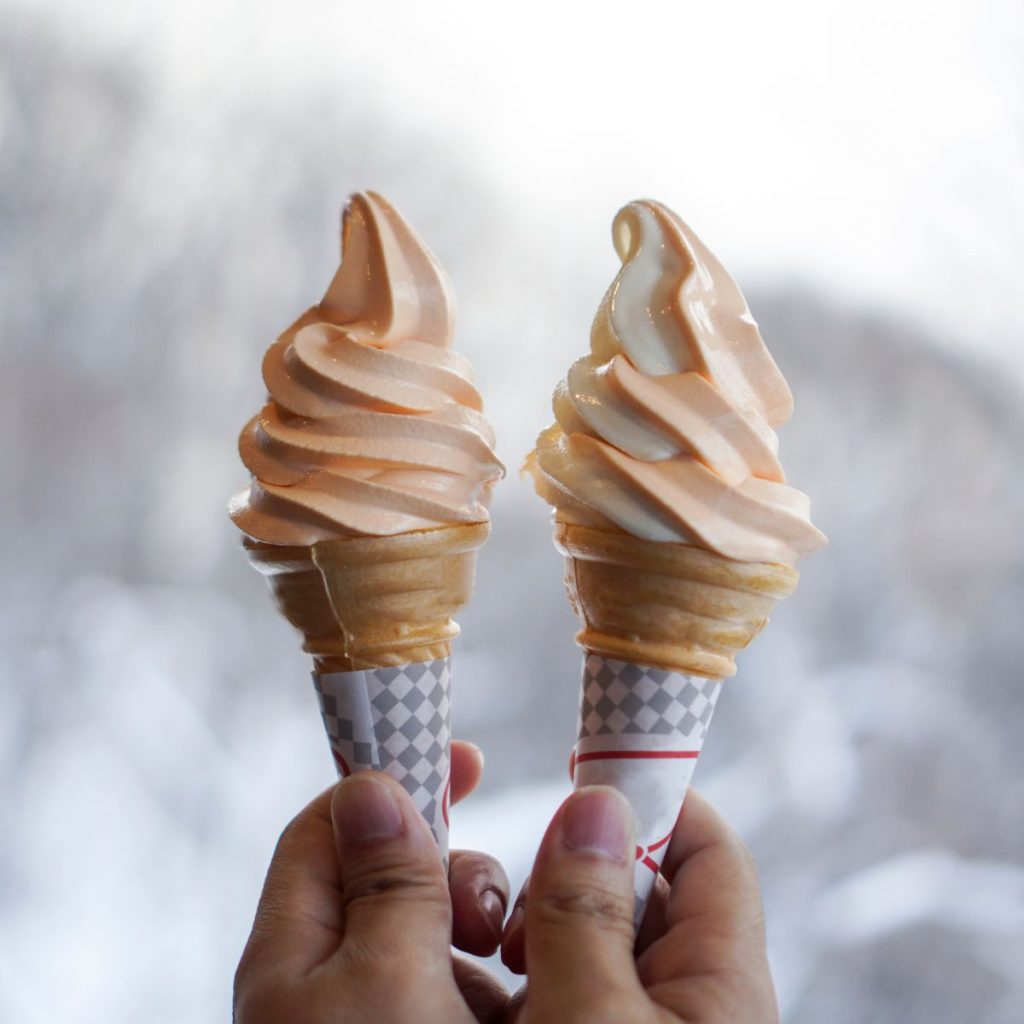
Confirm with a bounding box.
[524,199,825,565]
[230,192,503,545]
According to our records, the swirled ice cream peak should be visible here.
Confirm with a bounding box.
[230,191,503,544]
[319,189,454,346]
[524,199,825,564]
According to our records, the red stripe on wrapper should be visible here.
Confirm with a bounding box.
[637,830,673,875]
[332,749,351,777]
[575,750,700,763]
[648,832,672,853]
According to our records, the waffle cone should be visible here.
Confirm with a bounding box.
[554,521,798,679]
[244,522,490,672]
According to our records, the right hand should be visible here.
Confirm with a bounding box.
[500,786,779,1023]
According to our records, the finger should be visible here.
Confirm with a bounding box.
[331,772,451,968]
[568,747,576,781]
[449,850,510,956]
[235,786,341,994]
[503,984,529,1024]
[499,876,528,974]
[637,790,741,959]
[451,740,485,805]
[635,873,669,955]
[636,789,777,1019]
[523,787,641,1017]
[503,794,666,973]
[452,955,509,1024]
[659,788,765,935]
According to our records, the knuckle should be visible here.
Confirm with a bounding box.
[271,810,314,865]
[231,962,250,1018]
[534,880,633,938]
[269,790,332,862]
[451,849,507,886]
[232,973,290,1024]
[344,863,450,918]
[233,934,271,1010]
[277,809,304,847]
[233,934,300,1024]
[233,946,255,998]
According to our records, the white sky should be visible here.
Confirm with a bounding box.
[16,0,1024,365]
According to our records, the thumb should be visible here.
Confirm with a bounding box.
[524,786,642,1019]
[331,772,451,967]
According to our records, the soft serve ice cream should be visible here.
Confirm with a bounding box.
[524,199,825,564]
[231,191,503,546]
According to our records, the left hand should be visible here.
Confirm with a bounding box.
[234,741,510,1023]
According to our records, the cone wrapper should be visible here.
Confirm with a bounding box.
[573,654,721,926]
[313,657,452,861]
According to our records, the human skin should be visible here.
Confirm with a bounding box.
[235,749,778,1024]
[500,786,780,1024]
[233,741,511,1023]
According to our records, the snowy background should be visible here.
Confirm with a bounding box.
[2,0,1024,1020]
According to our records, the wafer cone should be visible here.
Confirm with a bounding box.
[554,521,798,680]
[242,522,489,859]
[243,522,490,672]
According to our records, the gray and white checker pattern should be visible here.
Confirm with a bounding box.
[365,661,451,834]
[315,674,378,771]
[578,655,722,740]
[313,658,451,851]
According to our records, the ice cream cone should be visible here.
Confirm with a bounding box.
[556,520,797,922]
[243,522,490,672]
[240,540,339,658]
[230,193,502,863]
[242,522,489,858]
[554,521,798,680]
[524,199,824,928]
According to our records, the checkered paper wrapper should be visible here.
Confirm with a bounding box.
[312,658,452,861]
[573,654,722,926]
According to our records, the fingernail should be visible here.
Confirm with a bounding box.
[480,888,505,942]
[333,775,404,844]
[501,903,525,943]
[561,786,632,862]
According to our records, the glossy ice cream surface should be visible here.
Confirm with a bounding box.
[524,199,825,565]
[231,192,504,545]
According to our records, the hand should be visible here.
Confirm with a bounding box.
[234,741,510,1023]
[500,786,779,1023]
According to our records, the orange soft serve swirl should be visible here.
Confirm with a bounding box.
[230,192,503,545]
[524,199,825,565]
